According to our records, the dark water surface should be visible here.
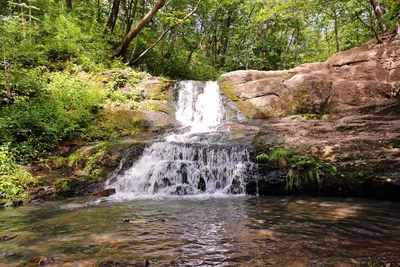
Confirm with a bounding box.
[1,196,400,266]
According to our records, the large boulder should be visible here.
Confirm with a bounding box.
[218,34,400,119]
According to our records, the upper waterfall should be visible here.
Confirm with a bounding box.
[175,81,225,131]
[107,81,256,197]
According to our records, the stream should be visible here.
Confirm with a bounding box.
[1,196,400,266]
[1,81,400,266]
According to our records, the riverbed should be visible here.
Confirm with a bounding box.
[1,196,400,266]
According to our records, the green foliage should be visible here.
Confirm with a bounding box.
[255,153,269,163]
[87,150,106,179]
[0,73,105,162]
[54,179,70,192]
[257,148,337,192]
[269,148,293,169]
[0,144,33,206]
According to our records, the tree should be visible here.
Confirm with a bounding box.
[131,0,201,64]
[66,0,72,10]
[370,0,387,31]
[115,0,166,58]
[105,0,121,33]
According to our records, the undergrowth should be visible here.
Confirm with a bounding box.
[256,148,337,192]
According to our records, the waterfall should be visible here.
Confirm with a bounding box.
[107,81,256,196]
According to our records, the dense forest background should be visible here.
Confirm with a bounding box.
[0,0,399,205]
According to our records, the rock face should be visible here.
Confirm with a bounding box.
[219,34,400,119]
[250,103,400,200]
[218,33,400,200]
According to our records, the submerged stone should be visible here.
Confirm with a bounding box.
[29,256,55,266]
[91,188,116,198]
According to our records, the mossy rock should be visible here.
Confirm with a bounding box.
[236,100,267,119]
[87,108,147,140]
[136,77,173,101]
[138,100,175,115]
[218,81,241,102]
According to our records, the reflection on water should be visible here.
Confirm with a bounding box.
[1,196,400,266]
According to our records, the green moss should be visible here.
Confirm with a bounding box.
[237,100,266,119]
[294,91,331,117]
[219,82,240,101]
[86,109,146,140]
[139,101,175,115]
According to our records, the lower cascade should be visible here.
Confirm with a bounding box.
[107,81,256,196]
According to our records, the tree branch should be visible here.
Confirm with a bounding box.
[130,0,201,64]
[355,11,382,44]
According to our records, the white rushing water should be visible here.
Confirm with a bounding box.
[107,81,255,197]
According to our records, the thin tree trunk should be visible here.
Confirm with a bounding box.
[66,0,72,10]
[283,29,295,69]
[333,10,340,52]
[213,9,218,62]
[105,0,121,33]
[116,0,166,58]
[187,41,199,64]
[128,0,147,62]
[3,51,10,99]
[126,0,139,33]
[220,11,232,67]
[355,11,382,43]
[295,27,299,65]
[131,0,201,65]
[97,0,101,23]
[165,26,179,59]
[370,0,387,31]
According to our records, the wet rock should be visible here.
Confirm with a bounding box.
[0,235,17,242]
[219,33,400,118]
[91,188,116,198]
[135,259,150,267]
[97,260,120,267]
[251,102,400,199]
[29,256,55,266]
[30,186,57,201]
[197,177,206,192]
[135,77,173,101]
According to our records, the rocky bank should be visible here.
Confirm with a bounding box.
[219,33,400,200]
[24,33,400,203]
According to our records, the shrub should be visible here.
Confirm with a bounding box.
[0,144,33,207]
[256,148,337,192]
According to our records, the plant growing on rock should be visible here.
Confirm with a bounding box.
[54,179,70,192]
[256,148,337,192]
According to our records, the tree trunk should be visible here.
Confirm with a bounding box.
[220,12,232,67]
[165,27,179,59]
[187,40,200,64]
[128,0,147,62]
[213,9,219,62]
[116,0,166,58]
[125,0,139,33]
[131,0,201,65]
[370,0,387,31]
[105,0,121,33]
[66,0,72,10]
[355,11,382,43]
[295,27,299,65]
[97,0,101,23]
[333,10,340,52]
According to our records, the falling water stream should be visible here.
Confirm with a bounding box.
[107,81,256,197]
[1,82,400,266]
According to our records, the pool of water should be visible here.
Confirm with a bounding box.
[1,196,400,266]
